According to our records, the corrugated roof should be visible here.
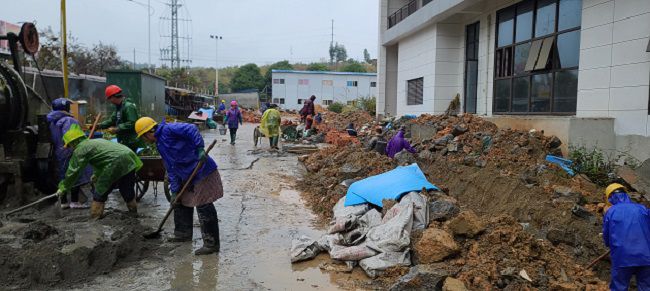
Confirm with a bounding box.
[271,69,376,77]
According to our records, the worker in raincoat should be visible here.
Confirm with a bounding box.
[135,117,223,255]
[98,85,142,151]
[198,103,217,129]
[260,103,281,149]
[602,183,650,291]
[217,100,226,113]
[299,95,316,129]
[55,124,142,218]
[224,100,243,145]
[47,98,91,209]
[385,127,416,158]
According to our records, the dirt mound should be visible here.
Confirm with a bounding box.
[321,110,374,132]
[453,215,607,290]
[0,209,165,289]
[242,109,261,123]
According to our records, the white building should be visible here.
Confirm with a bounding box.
[378,0,650,160]
[271,70,378,110]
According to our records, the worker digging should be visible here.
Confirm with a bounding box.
[3,2,650,289]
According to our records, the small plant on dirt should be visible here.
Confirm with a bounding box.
[568,145,640,186]
[342,105,359,115]
[356,96,376,116]
[328,102,345,113]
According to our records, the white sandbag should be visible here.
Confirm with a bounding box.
[317,233,343,252]
[400,192,429,230]
[327,215,359,234]
[329,243,378,261]
[290,235,323,263]
[340,209,383,246]
[366,203,414,253]
[359,250,412,278]
[332,196,370,218]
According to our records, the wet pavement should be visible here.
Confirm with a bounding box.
[66,123,366,291]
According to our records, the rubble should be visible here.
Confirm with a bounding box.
[447,210,485,238]
[389,264,448,291]
[413,228,459,264]
[442,277,468,291]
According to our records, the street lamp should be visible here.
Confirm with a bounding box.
[210,35,222,97]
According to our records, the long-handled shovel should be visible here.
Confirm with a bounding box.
[5,193,58,217]
[586,250,610,269]
[88,113,101,139]
[144,139,217,239]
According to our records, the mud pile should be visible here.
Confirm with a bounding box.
[242,109,261,123]
[321,110,374,132]
[0,208,163,289]
[298,113,612,288]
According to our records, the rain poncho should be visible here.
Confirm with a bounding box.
[218,103,226,113]
[225,107,243,129]
[385,130,416,158]
[98,99,142,151]
[155,120,218,194]
[603,192,650,268]
[58,139,143,195]
[46,110,91,185]
[260,108,281,138]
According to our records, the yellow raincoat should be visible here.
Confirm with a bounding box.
[260,108,281,138]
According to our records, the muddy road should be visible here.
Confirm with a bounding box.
[57,123,366,290]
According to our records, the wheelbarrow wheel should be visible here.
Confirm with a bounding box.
[135,178,150,202]
[163,174,172,202]
[254,126,260,147]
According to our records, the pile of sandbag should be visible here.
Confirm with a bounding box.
[290,192,428,278]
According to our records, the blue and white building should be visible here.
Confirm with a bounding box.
[271,70,378,111]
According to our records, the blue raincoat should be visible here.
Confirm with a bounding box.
[603,191,650,290]
[47,110,91,185]
[225,108,243,129]
[154,120,218,193]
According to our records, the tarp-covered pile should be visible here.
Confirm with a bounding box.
[290,164,435,278]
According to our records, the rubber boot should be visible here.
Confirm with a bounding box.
[126,199,138,215]
[194,204,220,255]
[90,201,105,219]
[170,205,193,242]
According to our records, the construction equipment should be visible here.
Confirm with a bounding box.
[144,139,217,239]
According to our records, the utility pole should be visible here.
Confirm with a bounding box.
[133,49,136,69]
[171,0,180,69]
[210,35,222,96]
[60,0,69,97]
[330,19,334,65]
[148,0,151,72]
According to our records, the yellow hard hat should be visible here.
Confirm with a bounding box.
[605,183,626,200]
[135,117,158,138]
[221,100,225,103]
[63,124,87,147]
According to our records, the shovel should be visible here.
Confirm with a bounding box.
[144,139,217,239]
[586,250,610,269]
[87,113,102,139]
[5,193,59,217]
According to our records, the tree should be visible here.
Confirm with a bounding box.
[263,60,293,90]
[334,43,347,63]
[306,63,329,71]
[340,61,367,73]
[363,49,371,63]
[231,63,265,92]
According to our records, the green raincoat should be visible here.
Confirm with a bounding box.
[98,99,142,151]
[260,108,281,137]
[58,139,143,196]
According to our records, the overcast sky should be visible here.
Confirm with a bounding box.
[3,0,379,68]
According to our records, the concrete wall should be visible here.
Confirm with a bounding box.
[272,71,377,111]
[220,92,259,109]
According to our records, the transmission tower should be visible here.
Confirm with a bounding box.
[160,0,192,69]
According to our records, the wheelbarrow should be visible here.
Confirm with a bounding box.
[135,156,171,202]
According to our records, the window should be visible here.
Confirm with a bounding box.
[494,0,581,114]
[298,99,303,104]
[298,79,309,85]
[322,80,333,86]
[370,82,377,87]
[273,79,285,84]
[465,22,480,114]
[407,78,424,105]
[279,98,285,104]
[322,100,333,106]
[347,101,357,106]
[347,81,358,87]
[273,98,279,103]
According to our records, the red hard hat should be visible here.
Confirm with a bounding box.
[105,85,122,99]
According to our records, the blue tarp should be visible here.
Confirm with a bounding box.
[344,163,439,207]
[545,155,576,176]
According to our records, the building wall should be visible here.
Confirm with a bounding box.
[271,72,377,111]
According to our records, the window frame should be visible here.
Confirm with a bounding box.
[370,81,377,87]
[493,0,581,115]
[347,81,358,87]
[322,99,333,106]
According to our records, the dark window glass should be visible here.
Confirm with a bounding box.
[553,70,578,112]
[512,77,530,112]
[514,43,531,75]
[465,61,478,113]
[407,77,424,105]
[535,0,557,37]
[559,0,582,31]
[531,73,552,112]
[494,79,511,112]
[515,0,534,42]
[556,31,580,68]
[497,7,515,47]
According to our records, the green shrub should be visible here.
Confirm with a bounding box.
[357,96,376,116]
[328,102,345,113]
[568,145,639,186]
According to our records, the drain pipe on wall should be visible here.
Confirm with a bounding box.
[484,13,491,116]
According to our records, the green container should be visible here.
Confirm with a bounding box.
[105,70,166,121]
